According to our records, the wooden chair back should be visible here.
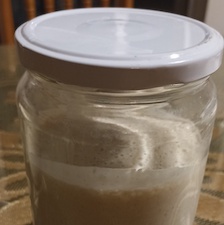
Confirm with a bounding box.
[0,0,135,45]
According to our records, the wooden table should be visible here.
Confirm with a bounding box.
[0,45,223,225]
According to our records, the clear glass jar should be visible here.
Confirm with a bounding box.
[17,70,216,225]
[15,7,223,225]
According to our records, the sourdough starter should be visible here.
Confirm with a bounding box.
[23,112,207,225]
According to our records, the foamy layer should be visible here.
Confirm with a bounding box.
[27,112,202,170]
[25,108,208,189]
[29,154,207,190]
[90,115,202,170]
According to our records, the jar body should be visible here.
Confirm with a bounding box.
[17,71,217,225]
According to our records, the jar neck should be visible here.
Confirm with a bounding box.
[31,71,209,105]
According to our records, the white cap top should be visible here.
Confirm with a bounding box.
[15,8,224,90]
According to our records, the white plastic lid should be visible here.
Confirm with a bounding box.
[15,8,224,90]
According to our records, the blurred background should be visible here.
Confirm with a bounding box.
[205,0,224,36]
[11,0,208,28]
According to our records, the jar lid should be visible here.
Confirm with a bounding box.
[15,8,224,90]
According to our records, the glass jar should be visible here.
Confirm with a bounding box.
[15,8,223,225]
